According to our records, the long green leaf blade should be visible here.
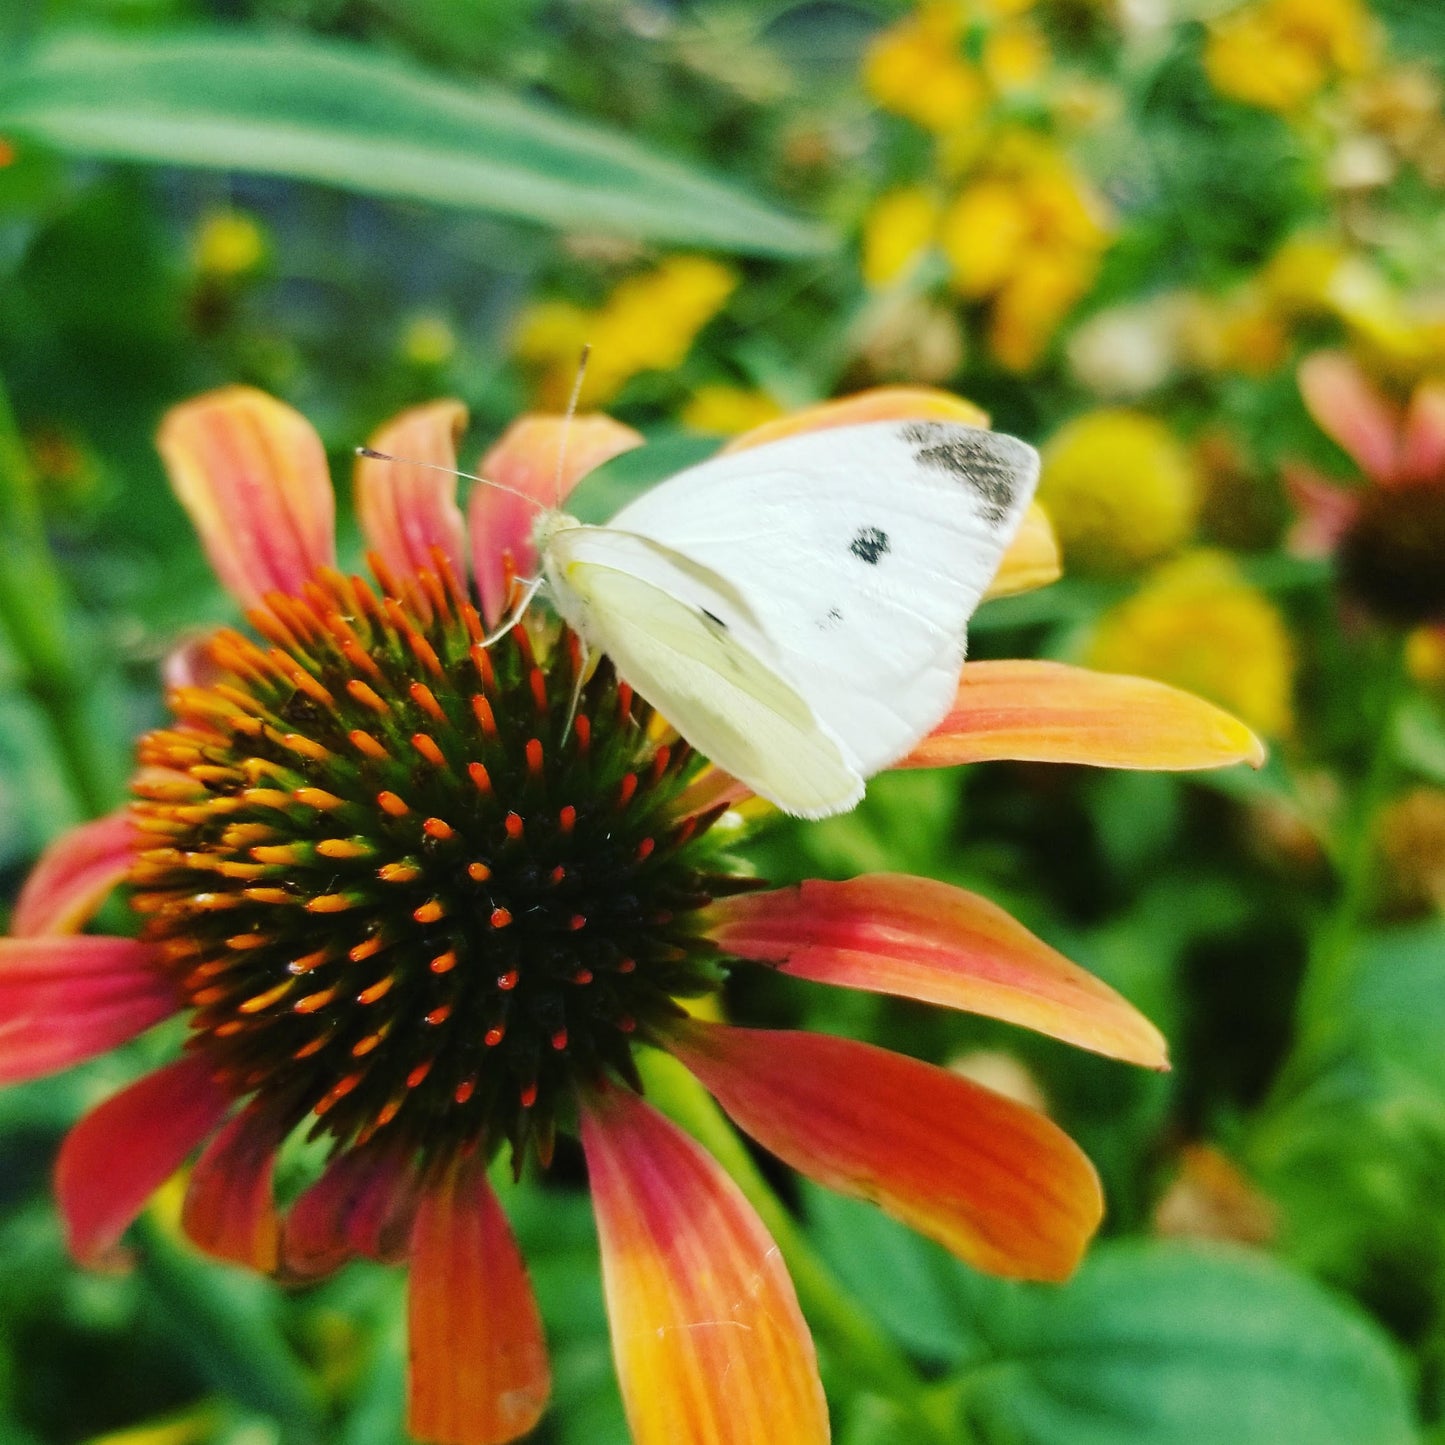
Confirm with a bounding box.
[0,30,832,257]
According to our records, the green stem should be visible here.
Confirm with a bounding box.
[639,1048,943,1427]
[0,373,125,821]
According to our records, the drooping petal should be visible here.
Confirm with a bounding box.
[282,1143,420,1281]
[721,385,990,452]
[471,414,643,625]
[1283,461,1363,556]
[56,1055,231,1267]
[0,936,177,1083]
[1298,351,1401,484]
[667,1019,1102,1282]
[355,400,469,594]
[12,813,137,936]
[900,659,1266,772]
[984,501,1060,599]
[1400,379,1445,485]
[707,874,1166,1068]
[407,1157,550,1445]
[161,633,227,692]
[580,1084,827,1445]
[157,386,336,609]
[181,1104,284,1271]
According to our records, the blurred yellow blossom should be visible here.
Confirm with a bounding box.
[192,208,266,278]
[1088,551,1295,737]
[1040,408,1200,573]
[1406,627,1445,688]
[862,185,943,288]
[401,312,458,369]
[1205,0,1377,114]
[863,3,982,134]
[680,385,786,435]
[515,256,737,408]
[1178,286,1291,377]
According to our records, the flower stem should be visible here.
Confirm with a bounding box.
[639,1047,941,1424]
[0,373,126,821]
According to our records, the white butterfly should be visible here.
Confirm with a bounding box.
[530,420,1039,819]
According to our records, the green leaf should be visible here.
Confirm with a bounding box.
[960,1242,1419,1445]
[1347,922,1445,1092]
[0,30,832,258]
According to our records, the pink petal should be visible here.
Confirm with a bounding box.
[161,633,227,692]
[470,414,643,624]
[0,936,178,1083]
[56,1055,232,1266]
[282,1143,420,1281]
[580,1084,828,1445]
[182,1104,284,1271]
[1298,351,1402,483]
[707,874,1167,1068]
[355,400,469,597]
[12,813,137,937]
[667,1019,1103,1281]
[1400,380,1445,485]
[157,386,336,609]
[407,1158,550,1445]
[1283,461,1362,556]
[901,659,1267,772]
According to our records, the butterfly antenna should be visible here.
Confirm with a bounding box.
[355,447,548,513]
[553,343,592,510]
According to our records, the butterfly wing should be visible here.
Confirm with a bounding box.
[545,525,864,818]
[606,420,1039,774]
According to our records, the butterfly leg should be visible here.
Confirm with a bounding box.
[560,637,590,745]
[478,576,545,649]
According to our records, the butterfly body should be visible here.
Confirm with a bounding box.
[531,420,1039,818]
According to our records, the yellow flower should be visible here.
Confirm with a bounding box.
[680,385,786,435]
[514,256,737,408]
[940,179,1033,298]
[401,312,458,368]
[862,185,942,288]
[192,208,266,278]
[1205,0,1377,113]
[863,3,984,134]
[982,19,1048,92]
[1406,627,1445,688]
[1087,551,1295,738]
[1039,409,1200,573]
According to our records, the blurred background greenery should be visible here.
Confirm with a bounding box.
[1,0,1444,1441]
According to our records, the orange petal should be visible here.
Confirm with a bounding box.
[12,812,136,936]
[407,1158,550,1445]
[707,873,1167,1068]
[1298,351,1401,484]
[0,936,178,1083]
[356,400,469,598]
[580,1084,827,1445]
[56,1056,231,1267]
[985,501,1060,599]
[181,1104,283,1271]
[282,1143,420,1281]
[901,659,1266,772]
[722,384,989,453]
[471,414,643,625]
[1401,379,1445,485]
[667,1019,1103,1281]
[157,386,336,608]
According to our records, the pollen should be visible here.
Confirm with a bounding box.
[128,558,738,1172]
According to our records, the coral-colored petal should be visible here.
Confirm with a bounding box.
[157,386,336,609]
[901,659,1266,772]
[12,813,137,937]
[56,1055,231,1266]
[1401,380,1445,485]
[985,501,1060,599]
[1298,351,1401,483]
[580,1085,827,1445]
[707,874,1166,1068]
[282,1143,420,1281]
[1283,461,1363,556]
[162,633,227,692]
[407,1158,550,1445]
[355,400,469,596]
[0,936,177,1083]
[471,414,643,624]
[721,385,989,452]
[182,1105,284,1271]
[667,1019,1103,1281]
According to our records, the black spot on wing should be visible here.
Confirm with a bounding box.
[849,527,890,564]
[900,421,1025,526]
[817,606,843,631]
[700,607,728,631]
